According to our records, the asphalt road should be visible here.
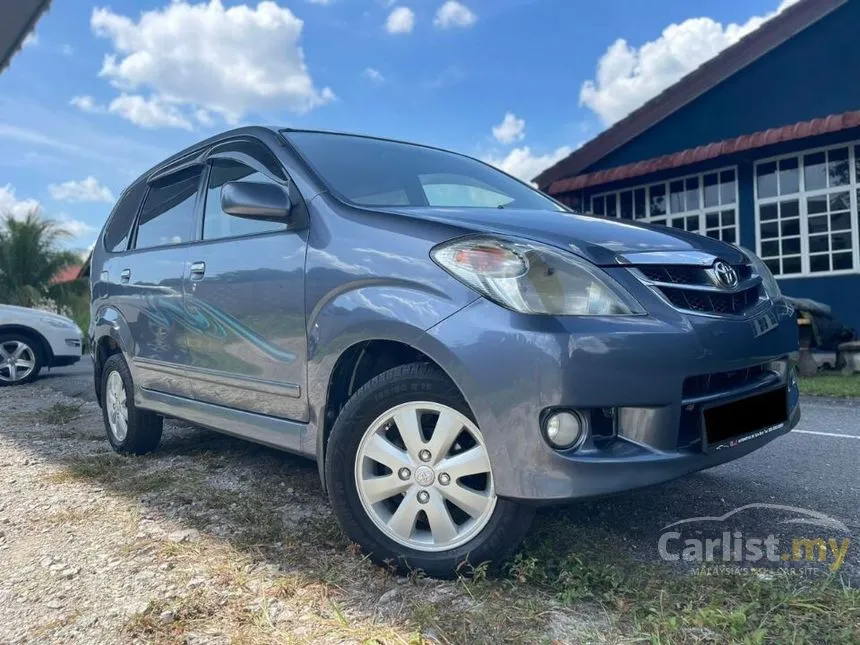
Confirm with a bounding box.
[43,361,860,578]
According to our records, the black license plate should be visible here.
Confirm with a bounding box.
[704,387,788,450]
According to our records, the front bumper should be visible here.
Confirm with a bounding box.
[419,296,800,503]
[44,326,84,367]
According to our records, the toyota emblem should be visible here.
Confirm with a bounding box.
[713,260,739,288]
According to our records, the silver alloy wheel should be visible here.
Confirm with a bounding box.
[0,340,37,383]
[105,370,129,442]
[354,401,497,552]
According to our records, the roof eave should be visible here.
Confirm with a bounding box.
[0,0,53,75]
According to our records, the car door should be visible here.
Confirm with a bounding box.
[181,139,309,421]
[113,165,204,399]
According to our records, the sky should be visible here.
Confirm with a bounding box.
[0,0,796,253]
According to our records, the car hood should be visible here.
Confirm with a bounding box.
[0,304,74,324]
[380,206,747,265]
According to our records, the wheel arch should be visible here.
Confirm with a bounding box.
[91,305,135,406]
[313,335,469,493]
[0,324,53,364]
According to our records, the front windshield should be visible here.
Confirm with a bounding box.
[286,131,566,212]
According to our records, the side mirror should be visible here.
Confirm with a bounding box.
[221,181,291,222]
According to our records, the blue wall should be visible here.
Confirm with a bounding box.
[780,275,860,333]
[588,1,860,172]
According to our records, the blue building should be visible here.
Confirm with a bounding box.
[535,0,860,331]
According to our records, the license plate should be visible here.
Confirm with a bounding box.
[704,387,788,450]
[751,309,779,337]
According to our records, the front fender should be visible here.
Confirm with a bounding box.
[305,281,478,482]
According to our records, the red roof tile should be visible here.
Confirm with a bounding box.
[52,264,82,285]
[548,110,860,195]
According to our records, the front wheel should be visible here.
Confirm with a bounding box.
[325,362,534,578]
[0,334,43,386]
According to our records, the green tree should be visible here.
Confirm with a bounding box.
[0,210,83,308]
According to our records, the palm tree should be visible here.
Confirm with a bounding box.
[0,210,82,308]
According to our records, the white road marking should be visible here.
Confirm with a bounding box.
[793,430,860,440]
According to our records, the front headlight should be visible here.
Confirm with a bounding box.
[740,247,781,299]
[39,316,79,331]
[431,236,643,316]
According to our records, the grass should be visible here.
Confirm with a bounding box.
[45,453,186,495]
[799,375,860,398]
[508,513,860,644]
[41,402,82,425]
[41,424,860,644]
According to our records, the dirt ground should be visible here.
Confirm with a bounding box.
[0,381,613,644]
[2,380,857,644]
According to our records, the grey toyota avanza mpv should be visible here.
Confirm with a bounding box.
[90,127,800,576]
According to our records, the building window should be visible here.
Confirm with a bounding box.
[755,144,860,277]
[590,168,738,243]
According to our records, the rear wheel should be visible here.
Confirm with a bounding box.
[0,334,42,386]
[325,362,534,577]
[101,353,163,454]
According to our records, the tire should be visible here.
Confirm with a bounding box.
[101,353,163,454]
[0,333,43,386]
[325,362,534,578]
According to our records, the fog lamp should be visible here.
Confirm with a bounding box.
[544,410,586,450]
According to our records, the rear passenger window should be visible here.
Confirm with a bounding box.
[134,167,202,249]
[203,159,287,240]
[103,181,146,253]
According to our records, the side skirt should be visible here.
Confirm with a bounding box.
[136,387,317,460]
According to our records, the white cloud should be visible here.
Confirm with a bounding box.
[107,94,193,130]
[0,186,96,242]
[60,44,75,56]
[433,1,477,29]
[580,0,799,125]
[492,112,525,144]
[386,7,415,34]
[90,1,334,128]
[55,214,97,239]
[306,0,335,4]
[49,177,115,203]
[23,33,39,47]
[70,95,105,113]
[363,67,385,83]
[0,184,41,219]
[194,108,215,127]
[483,146,573,182]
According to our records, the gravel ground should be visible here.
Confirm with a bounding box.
[0,381,610,644]
[3,375,857,644]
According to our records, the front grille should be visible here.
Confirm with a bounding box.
[631,262,761,316]
[637,264,752,285]
[682,363,769,399]
[659,284,761,315]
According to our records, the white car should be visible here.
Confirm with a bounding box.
[0,304,83,385]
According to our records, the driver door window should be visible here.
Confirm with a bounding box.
[203,159,287,240]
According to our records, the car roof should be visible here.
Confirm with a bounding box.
[280,128,468,157]
[140,125,283,182]
[139,126,461,187]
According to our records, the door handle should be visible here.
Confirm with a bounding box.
[189,261,206,281]
[120,268,131,283]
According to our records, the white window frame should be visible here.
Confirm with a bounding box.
[754,140,860,279]
[590,166,740,244]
